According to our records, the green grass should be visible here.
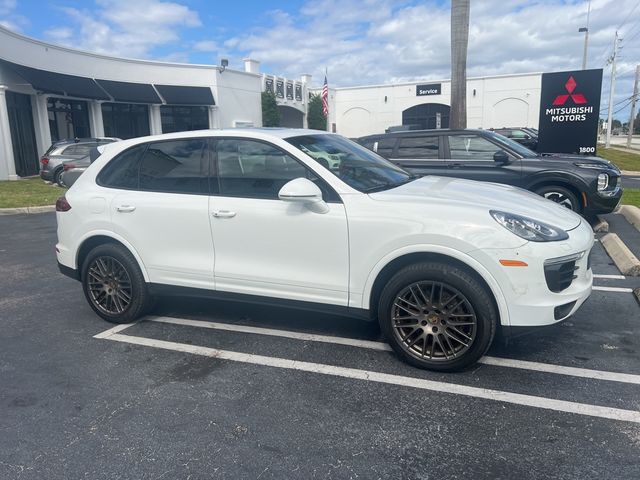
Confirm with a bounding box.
[0,178,66,208]
[597,147,640,172]
[622,188,640,208]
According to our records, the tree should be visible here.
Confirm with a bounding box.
[307,94,327,131]
[261,91,280,127]
[450,0,470,129]
[612,119,622,129]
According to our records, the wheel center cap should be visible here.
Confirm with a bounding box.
[427,313,440,324]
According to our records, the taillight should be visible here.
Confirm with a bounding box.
[63,163,75,171]
[40,157,49,165]
[55,196,71,212]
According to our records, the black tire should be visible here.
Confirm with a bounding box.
[81,243,151,324]
[378,262,497,372]
[53,168,64,188]
[534,185,580,213]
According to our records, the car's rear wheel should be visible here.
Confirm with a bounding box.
[378,262,497,372]
[53,168,64,188]
[81,243,151,324]
[535,185,580,213]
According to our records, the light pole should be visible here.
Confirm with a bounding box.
[579,0,591,70]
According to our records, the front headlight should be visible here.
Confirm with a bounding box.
[597,173,609,191]
[490,211,569,242]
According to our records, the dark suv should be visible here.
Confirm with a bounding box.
[356,129,622,216]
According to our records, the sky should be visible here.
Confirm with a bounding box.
[0,0,639,121]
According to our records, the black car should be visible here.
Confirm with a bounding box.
[491,128,538,151]
[356,129,622,216]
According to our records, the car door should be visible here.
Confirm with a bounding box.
[209,137,350,306]
[445,133,523,186]
[107,138,215,290]
[387,134,447,176]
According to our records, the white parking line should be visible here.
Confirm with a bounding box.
[100,332,640,424]
[592,286,634,293]
[145,316,640,385]
[593,274,626,279]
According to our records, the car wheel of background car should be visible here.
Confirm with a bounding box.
[535,185,580,213]
[378,262,497,372]
[81,243,151,324]
[57,171,67,188]
[53,168,64,188]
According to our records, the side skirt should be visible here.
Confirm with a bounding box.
[147,283,372,321]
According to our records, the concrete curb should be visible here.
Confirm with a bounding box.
[621,170,640,175]
[0,205,55,216]
[634,288,640,306]
[619,205,640,232]
[601,233,640,276]
[591,216,609,233]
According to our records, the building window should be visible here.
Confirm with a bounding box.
[286,82,294,100]
[160,106,209,134]
[102,103,150,140]
[47,98,90,142]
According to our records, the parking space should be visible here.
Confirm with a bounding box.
[1,213,640,479]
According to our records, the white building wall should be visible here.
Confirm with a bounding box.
[324,73,542,138]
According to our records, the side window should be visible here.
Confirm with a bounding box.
[73,144,93,156]
[97,144,146,189]
[376,137,397,158]
[138,139,209,195]
[510,130,527,139]
[62,145,79,155]
[448,135,502,161]
[216,139,338,201]
[396,136,439,159]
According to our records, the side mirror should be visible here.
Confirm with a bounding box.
[493,150,510,164]
[278,178,329,214]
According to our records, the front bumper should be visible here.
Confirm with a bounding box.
[585,185,622,215]
[470,218,594,328]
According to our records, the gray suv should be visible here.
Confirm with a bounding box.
[39,138,119,186]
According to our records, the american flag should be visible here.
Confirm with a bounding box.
[321,75,329,117]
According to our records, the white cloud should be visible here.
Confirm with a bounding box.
[43,0,201,59]
[0,0,27,31]
[193,40,218,52]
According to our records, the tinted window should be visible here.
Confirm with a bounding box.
[448,135,502,161]
[139,139,209,195]
[216,139,317,200]
[97,144,146,189]
[396,136,439,158]
[376,137,397,157]
[510,129,527,139]
[62,144,93,155]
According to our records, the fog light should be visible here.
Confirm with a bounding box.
[597,173,608,191]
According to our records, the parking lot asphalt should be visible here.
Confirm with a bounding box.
[1,213,639,479]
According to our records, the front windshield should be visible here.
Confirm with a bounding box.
[486,131,537,158]
[286,134,415,192]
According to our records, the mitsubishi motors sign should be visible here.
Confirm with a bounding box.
[537,69,602,154]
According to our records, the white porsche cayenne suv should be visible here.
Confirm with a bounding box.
[55,129,594,371]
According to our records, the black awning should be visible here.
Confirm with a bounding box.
[6,62,109,100]
[154,85,215,105]
[95,79,161,103]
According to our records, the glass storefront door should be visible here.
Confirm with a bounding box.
[47,98,90,141]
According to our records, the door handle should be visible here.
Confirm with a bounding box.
[116,205,136,213]
[211,210,236,218]
[449,163,464,168]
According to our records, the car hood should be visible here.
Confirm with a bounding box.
[539,153,619,171]
[369,176,582,231]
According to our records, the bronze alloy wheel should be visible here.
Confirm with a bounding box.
[87,256,133,315]
[391,281,477,361]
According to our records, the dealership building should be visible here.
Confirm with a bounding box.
[0,25,543,181]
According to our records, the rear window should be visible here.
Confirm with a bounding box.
[396,136,439,159]
[97,145,146,189]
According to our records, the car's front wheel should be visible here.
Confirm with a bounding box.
[535,185,580,213]
[81,243,151,324]
[378,262,497,372]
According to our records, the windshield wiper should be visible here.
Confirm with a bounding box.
[363,175,419,193]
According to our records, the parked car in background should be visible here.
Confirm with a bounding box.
[40,137,119,187]
[60,144,112,188]
[356,129,622,216]
[56,129,594,372]
[491,127,538,151]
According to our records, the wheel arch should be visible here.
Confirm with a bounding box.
[75,232,150,282]
[364,248,509,327]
